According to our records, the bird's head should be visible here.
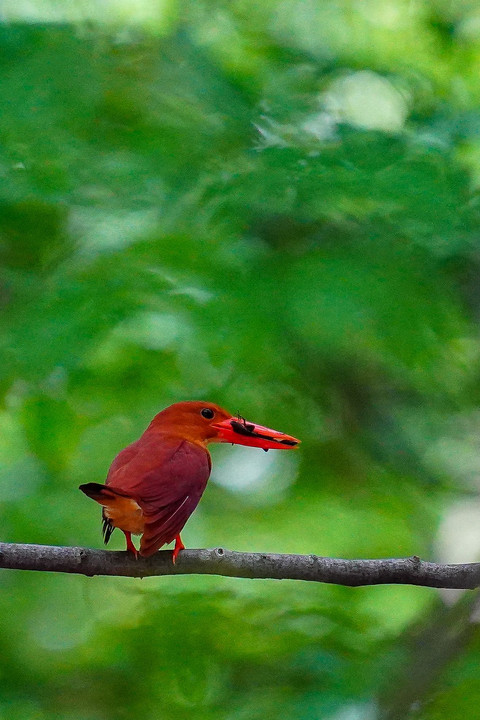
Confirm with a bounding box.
[148,401,300,450]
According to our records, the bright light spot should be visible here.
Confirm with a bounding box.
[1,0,174,25]
[424,436,480,488]
[116,312,181,351]
[423,410,480,489]
[458,13,480,41]
[169,286,213,304]
[356,0,406,29]
[323,71,408,133]
[211,445,299,505]
[71,207,159,256]
[435,499,480,564]
[301,112,337,141]
[326,701,378,720]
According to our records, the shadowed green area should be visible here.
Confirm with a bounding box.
[2,1,480,718]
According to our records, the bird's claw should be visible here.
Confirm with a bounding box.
[124,531,139,559]
[172,535,185,564]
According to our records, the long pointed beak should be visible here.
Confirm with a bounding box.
[211,416,300,450]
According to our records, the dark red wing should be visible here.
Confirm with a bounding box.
[106,434,211,557]
[139,441,211,556]
[139,493,205,556]
[106,442,140,481]
[106,434,189,495]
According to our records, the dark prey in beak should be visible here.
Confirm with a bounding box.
[230,420,299,446]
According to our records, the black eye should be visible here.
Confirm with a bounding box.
[201,408,215,419]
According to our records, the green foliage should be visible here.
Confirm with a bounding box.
[2,2,480,718]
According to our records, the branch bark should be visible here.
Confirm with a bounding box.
[0,542,480,588]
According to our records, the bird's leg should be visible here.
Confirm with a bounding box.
[123,530,139,559]
[172,534,185,564]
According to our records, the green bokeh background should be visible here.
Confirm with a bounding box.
[2,1,480,718]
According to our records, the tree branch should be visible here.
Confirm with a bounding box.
[0,542,480,588]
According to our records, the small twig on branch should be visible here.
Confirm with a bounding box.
[0,542,479,588]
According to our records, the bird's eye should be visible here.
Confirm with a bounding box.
[201,408,215,419]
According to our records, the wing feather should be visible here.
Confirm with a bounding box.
[106,435,211,557]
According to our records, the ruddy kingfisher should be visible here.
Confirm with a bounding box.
[80,401,300,562]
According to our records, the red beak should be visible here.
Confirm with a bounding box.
[211,416,300,451]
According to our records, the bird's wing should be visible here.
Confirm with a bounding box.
[107,435,211,556]
[106,440,147,484]
[106,435,182,494]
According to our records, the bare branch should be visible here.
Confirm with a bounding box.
[0,542,480,588]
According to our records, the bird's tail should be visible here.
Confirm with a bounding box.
[79,483,122,544]
[79,482,125,503]
[79,482,144,546]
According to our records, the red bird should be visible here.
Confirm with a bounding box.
[80,401,300,562]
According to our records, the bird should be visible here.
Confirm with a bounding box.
[79,401,300,562]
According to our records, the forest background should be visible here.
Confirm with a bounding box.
[2,1,480,718]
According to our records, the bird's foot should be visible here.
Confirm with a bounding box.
[123,531,139,559]
[172,535,185,564]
